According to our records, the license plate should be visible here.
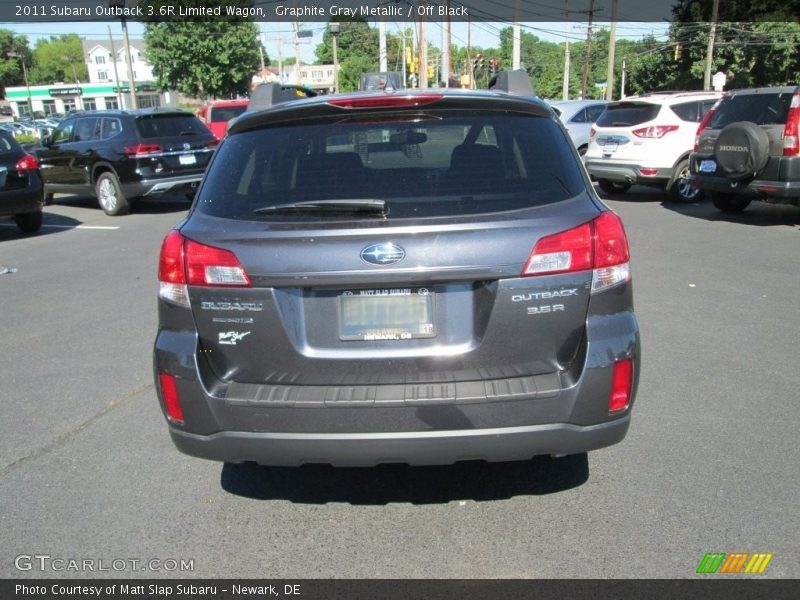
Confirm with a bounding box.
[603,142,618,153]
[179,154,197,166]
[699,159,717,173]
[339,288,435,341]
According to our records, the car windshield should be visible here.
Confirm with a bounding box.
[209,106,247,122]
[195,111,585,221]
[0,131,19,153]
[709,92,793,128]
[135,114,209,138]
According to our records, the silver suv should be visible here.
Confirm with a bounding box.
[153,86,640,467]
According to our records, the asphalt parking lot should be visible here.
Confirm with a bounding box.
[0,189,798,579]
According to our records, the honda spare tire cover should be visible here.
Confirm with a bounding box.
[714,121,770,181]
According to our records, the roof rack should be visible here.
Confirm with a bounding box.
[488,69,536,97]
[247,83,318,112]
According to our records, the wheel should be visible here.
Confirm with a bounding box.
[711,193,751,213]
[44,192,54,206]
[14,211,42,233]
[598,179,631,195]
[95,172,129,216]
[668,159,704,203]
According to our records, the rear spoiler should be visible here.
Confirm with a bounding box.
[488,69,536,97]
[247,83,318,112]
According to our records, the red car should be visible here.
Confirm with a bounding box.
[198,99,248,139]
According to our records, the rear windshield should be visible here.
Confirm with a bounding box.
[596,103,660,127]
[209,106,247,123]
[709,93,792,128]
[0,131,19,153]
[135,114,209,138]
[195,111,586,221]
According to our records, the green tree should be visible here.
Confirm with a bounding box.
[0,29,32,98]
[28,34,88,85]
[316,19,378,91]
[144,21,262,99]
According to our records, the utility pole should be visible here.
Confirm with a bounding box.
[418,1,427,90]
[512,0,521,70]
[703,0,720,91]
[379,22,387,72]
[620,59,626,99]
[107,26,123,109]
[562,1,570,100]
[606,0,617,101]
[293,22,301,86]
[467,15,472,89]
[581,0,595,100]
[121,16,137,109]
[442,2,451,86]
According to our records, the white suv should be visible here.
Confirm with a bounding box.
[584,91,721,202]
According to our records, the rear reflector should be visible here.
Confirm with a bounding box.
[522,211,631,293]
[327,94,443,110]
[158,230,251,307]
[158,373,184,424]
[639,168,659,177]
[609,359,633,413]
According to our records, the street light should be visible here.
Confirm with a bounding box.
[108,0,137,109]
[6,51,33,118]
[329,22,340,94]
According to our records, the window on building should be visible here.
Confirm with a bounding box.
[95,54,106,65]
[16,102,30,117]
[105,97,119,110]
[83,99,97,111]
[327,70,334,78]
[137,95,161,109]
[63,99,77,113]
[42,100,56,115]
[312,70,323,80]
[98,71,109,82]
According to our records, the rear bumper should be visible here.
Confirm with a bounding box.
[123,174,203,198]
[0,175,44,217]
[690,174,800,200]
[169,417,630,467]
[584,160,672,185]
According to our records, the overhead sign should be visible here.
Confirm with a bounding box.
[49,87,82,96]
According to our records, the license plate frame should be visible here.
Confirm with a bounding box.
[698,159,717,173]
[603,142,618,153]
[338,288,436,341]
[179,153,197,166]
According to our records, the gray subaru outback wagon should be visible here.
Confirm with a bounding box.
[154,86,640,467]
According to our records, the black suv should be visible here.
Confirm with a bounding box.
[35,109,217,215]
[690,86,800,212]
[153,82,641,467]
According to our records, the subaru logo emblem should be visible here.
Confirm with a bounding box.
[361,243,405,266]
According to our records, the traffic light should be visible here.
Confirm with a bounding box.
[409,57,418,74]
[427,64,434,80]
[489,58,500,75]
[405,46,412,65]
[674,43,682,61]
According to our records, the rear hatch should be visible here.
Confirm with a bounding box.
[180,104,601,387]
[0,133,29,192]
[588,101,662,161]
[133,113,217,175]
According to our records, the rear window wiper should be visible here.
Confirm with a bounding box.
[253,198,388,217]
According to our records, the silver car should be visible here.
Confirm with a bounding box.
[549,100,608,156]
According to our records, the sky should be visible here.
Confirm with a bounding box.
[2,20,671,65]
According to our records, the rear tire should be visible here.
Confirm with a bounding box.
[711,193,751,213]
[14,211,42,233]
[668,159,704,203]
[95,172,129,216]
[598,179,631,195]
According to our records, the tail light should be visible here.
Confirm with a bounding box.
[327,94,443,109]
[208,138,220,147]
[632,125,679,138]
[608,359,633,413]
[158,373,184,424]
[590,126,597,138]
[158,230,251,308]
[123,143,162,157]
[782,92,800,157]
[15,154,39,172]
[522,211,631,293]
[694,100,720,152]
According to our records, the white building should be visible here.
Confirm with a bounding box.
[82,39,153,85]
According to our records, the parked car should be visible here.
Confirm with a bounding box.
[198,99,248,139]
[690,85,800,212]
[0,129,44,233]
[548,99,607,156]
[585,91,721,202]
[154,83,640,467]
[33,109,218,215]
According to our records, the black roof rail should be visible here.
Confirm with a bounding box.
[247,83,318,112]
[488,69,536,97]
